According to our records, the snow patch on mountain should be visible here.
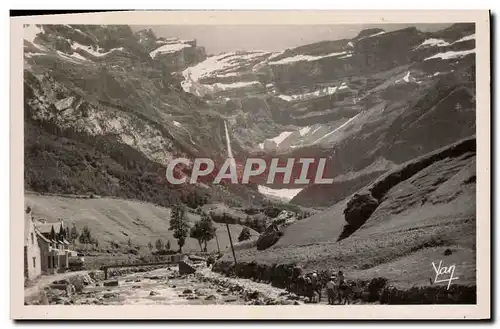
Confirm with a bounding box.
[213,81,260,91]
[424,49,475,61]
[56,51,82,63]
[277,83,349,102]
[257,185,303,202]
[71,42,123,58]
[216,72,240,78]
[268,51,349,66]
[453,34,475,44]
[395,71,417,84]
[24,52,46,58]
[181,51,270,96]
[299,126,311,136]
[415,38,451,49]
[313,113,362,144]
[357,31,386,41]
[269,131,294,146]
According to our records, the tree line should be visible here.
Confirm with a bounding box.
[56,204,254,254]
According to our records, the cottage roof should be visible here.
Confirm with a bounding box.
[35,230,51,243]
[35,221,64,234]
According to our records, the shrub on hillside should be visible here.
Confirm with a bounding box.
[379,284,476,304]
[367,277,388,302]
[339,193,379,240]
[238,227,252,242]
[256,230,283,250]
[263,206,282,218]
[152,249,177,256]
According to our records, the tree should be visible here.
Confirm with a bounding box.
[78,234,86,248]
[148,242,153,252]
[169,204,190,253]
[178,237,185,253]
[190,214,216,252]
[78,226,92,250]
[238,227,251,242]
[49,226,56,241]
[200,214,216,252]
[155,238,164,251]
[65,225,71,241]
[58,226,66,241]
[190,222,205,252]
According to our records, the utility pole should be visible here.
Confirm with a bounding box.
[215,230,221,254]
[226,222,237,265]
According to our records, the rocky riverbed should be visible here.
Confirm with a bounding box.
[25,265,306,305]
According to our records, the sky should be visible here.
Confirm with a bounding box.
[131,23,453,55]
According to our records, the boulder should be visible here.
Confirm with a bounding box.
[49,283,69,291]
[179,260,197,275]
[103,280,119,287]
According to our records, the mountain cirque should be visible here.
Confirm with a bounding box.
[23,21,476,284]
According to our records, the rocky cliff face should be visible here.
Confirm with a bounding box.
[135,28,207,71]
[23,24,263,207]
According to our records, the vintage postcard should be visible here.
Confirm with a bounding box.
[10,10,490,320]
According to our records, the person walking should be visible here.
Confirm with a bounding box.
[304,275,313,303]
[311,272,320,302]
[336,270,348,304]
[326,275,336,305]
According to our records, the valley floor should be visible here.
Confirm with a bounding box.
[25,265,311,306]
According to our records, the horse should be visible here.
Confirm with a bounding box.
[335,281,356,305]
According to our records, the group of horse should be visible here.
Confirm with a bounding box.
[287,272,355,305]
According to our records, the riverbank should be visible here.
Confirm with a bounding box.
[24,264,303,305]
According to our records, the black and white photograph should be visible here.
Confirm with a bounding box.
[11,10,490,320]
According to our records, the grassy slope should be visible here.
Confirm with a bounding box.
[218,138,476,289]
[25,193,258,253]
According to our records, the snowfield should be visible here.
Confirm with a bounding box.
[415,38,451,49]
[181,51,270,96]
[257,185,303,202]
[71,41,124,58]
[424,49,476,61]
